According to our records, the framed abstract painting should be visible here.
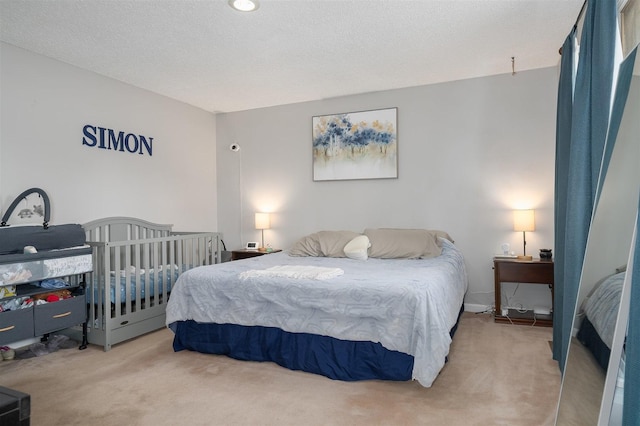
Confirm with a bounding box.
[312,107,398,181]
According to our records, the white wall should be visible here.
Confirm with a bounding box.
[216,68,558,310]
[0,41,558,310]
[0,43,218,232]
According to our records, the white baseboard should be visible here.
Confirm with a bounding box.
[464,303,492,313]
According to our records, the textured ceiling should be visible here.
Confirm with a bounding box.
[0,0,583,113]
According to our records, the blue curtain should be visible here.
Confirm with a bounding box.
[553,0,617,371]
[553,29,576,370]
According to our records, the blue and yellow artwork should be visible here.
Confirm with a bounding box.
[312,107,397,181]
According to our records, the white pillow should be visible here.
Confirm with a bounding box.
[343,235,370,261]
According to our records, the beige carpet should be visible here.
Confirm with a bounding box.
[0,313,560,426]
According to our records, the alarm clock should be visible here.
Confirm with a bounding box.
[245,242,259,250]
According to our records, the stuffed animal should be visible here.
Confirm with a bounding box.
[33,204,44,217]
[32,289,72,302]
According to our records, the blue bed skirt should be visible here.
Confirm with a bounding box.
[171,304,464,382]
[172,321,413,381]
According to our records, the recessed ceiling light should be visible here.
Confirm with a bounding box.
[228,0,259,12]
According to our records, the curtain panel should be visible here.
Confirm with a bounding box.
[553,0,618,371]
[553,29,576,370]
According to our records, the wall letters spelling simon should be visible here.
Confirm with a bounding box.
[82,125,153,157]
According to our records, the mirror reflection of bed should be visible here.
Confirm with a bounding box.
[555,44,640,425]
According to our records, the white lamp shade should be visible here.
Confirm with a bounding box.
[513,209,535,232]
[255,212,271,230]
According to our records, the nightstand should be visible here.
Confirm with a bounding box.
[493,257,554,327]
[231,249,282,261]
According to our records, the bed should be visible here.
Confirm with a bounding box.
[79,217,222,351]
[166,229,468,387]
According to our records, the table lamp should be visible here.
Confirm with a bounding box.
[255,212,271,251]
[513,209,535,260]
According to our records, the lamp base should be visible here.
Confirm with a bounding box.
[517,255,533,261]
[258,247,268,252]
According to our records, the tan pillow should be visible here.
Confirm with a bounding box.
[289,230,361,257]
[317,230,361,257]
[364,228,442,259]
[289,234,322,257]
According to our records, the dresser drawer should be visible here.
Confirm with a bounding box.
[0,307,34,345]
[34,294,86,335]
